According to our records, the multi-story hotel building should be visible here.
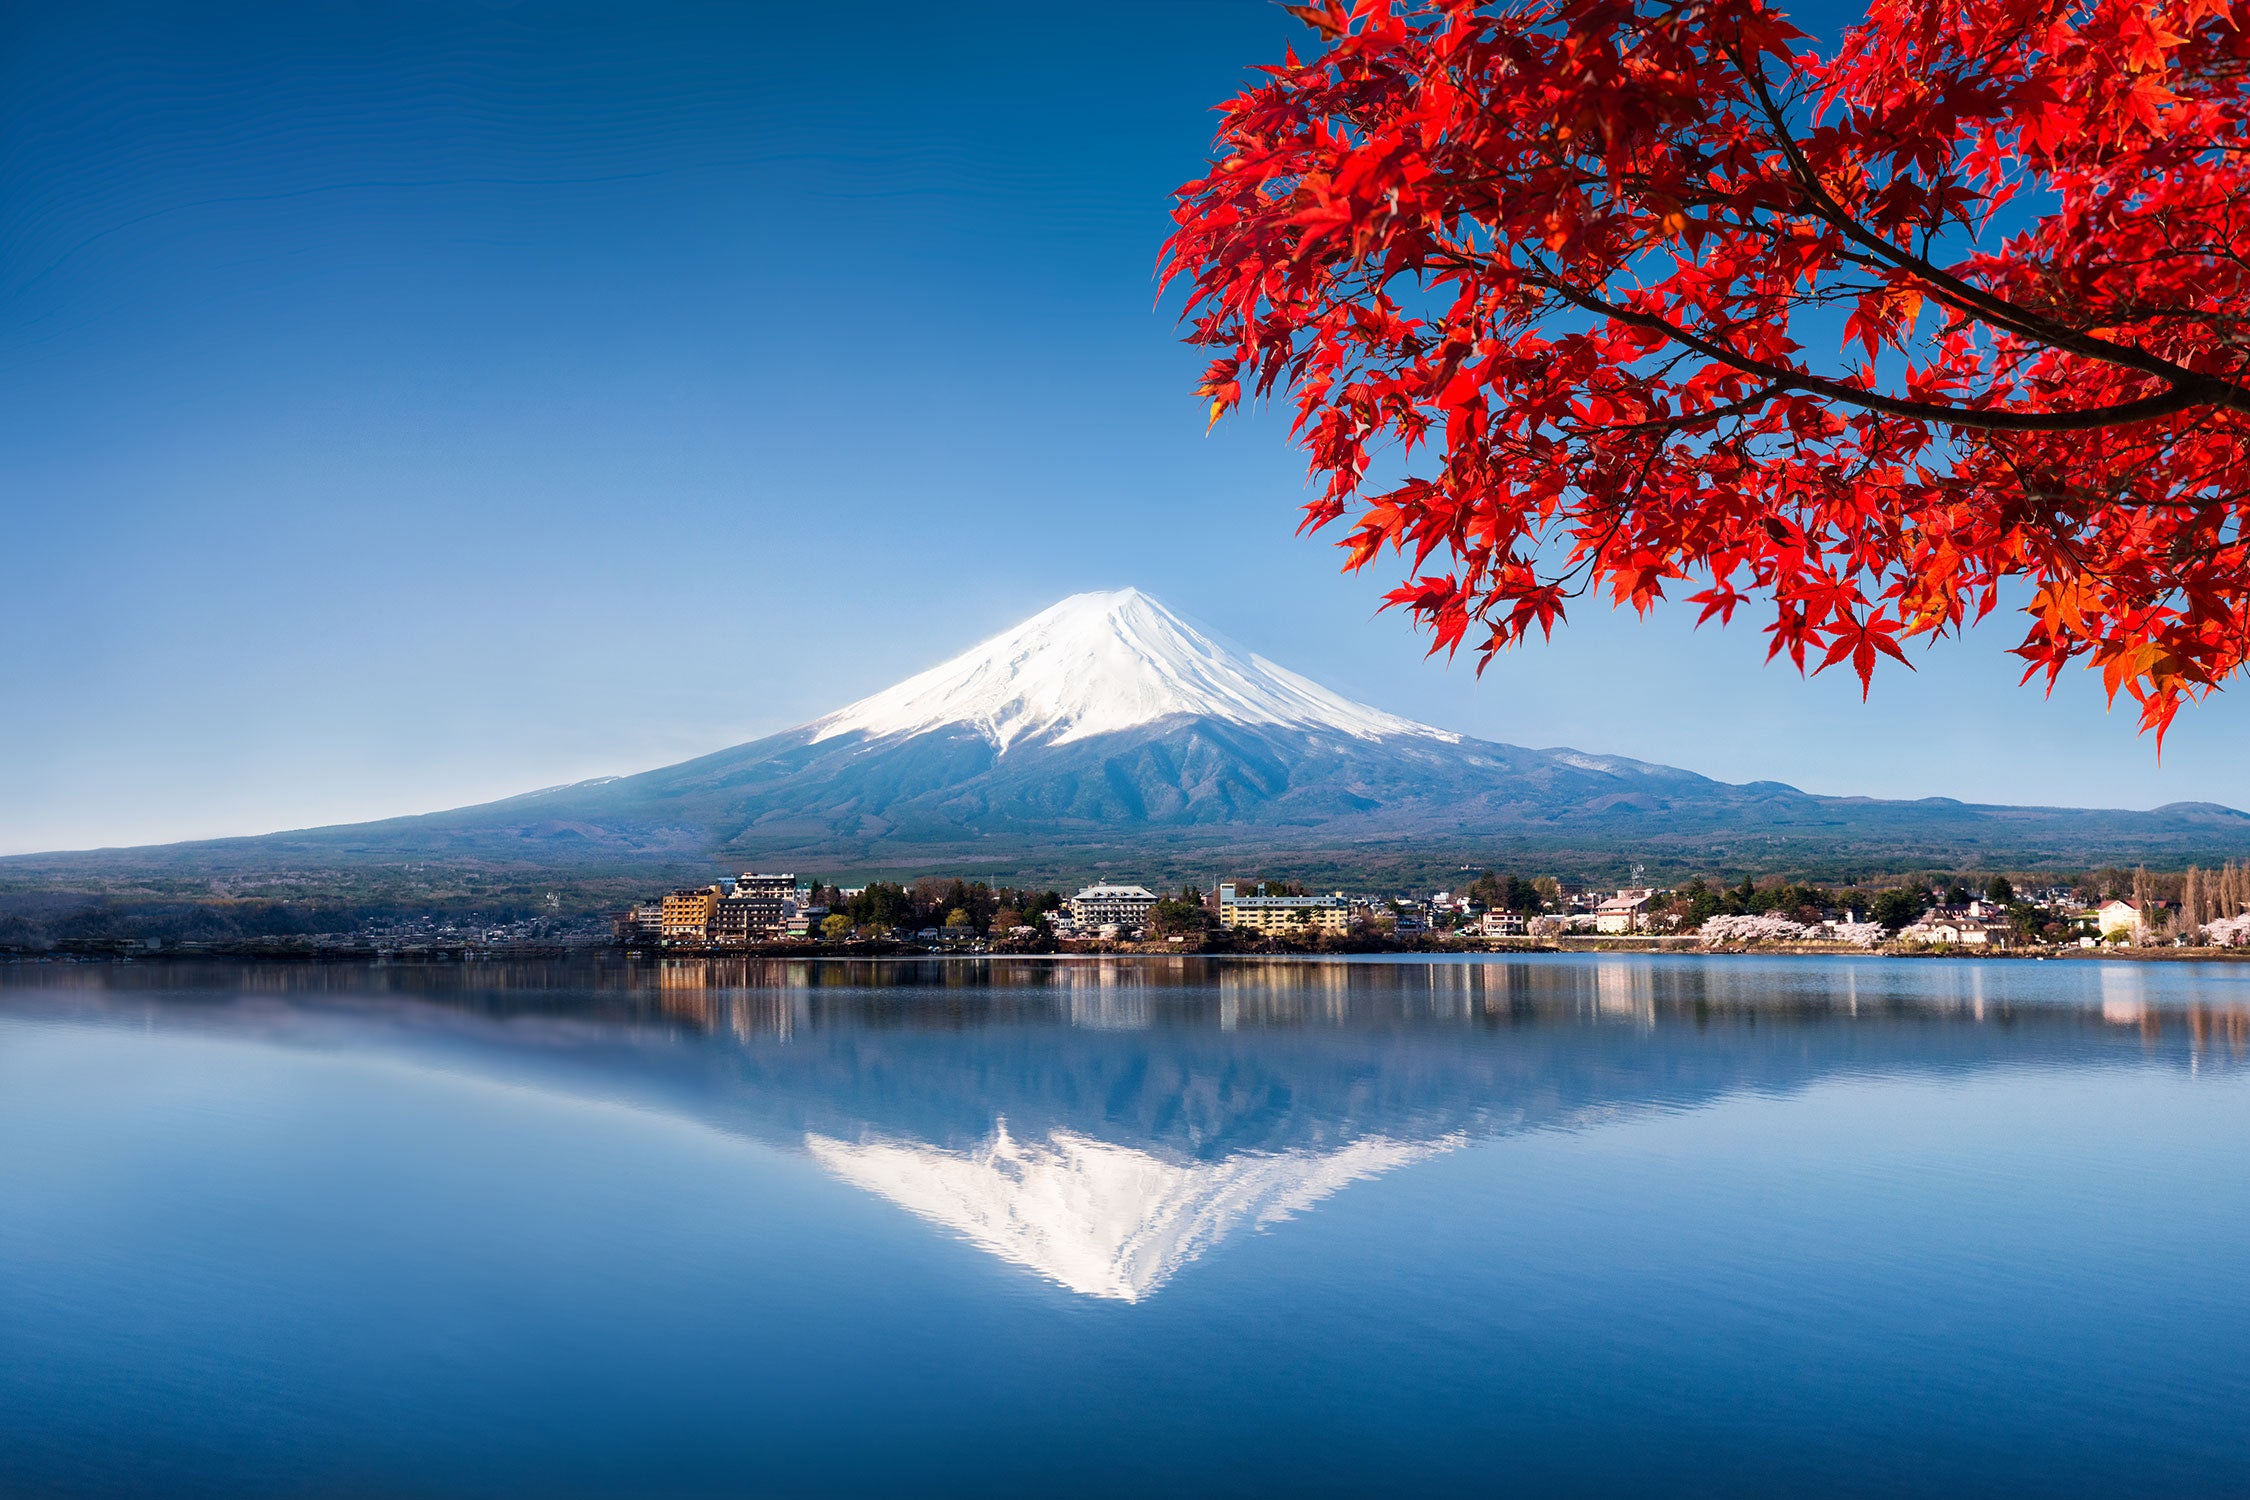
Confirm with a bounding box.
[712,872,800,944]
[1217,884,1349,934]
[659,886,721,942]
[734,872,800,903]
[1068,884,1160,930]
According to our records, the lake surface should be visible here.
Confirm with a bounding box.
[4,954,2249,1497]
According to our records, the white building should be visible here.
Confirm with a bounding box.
[1479,912,1528,938]
[1594,889,1655,934]
[1069,884,1160,930]
[1902,916,2007,947]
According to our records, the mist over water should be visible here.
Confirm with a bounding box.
[5,954,2248,1497]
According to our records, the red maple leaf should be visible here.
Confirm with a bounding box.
[1163,0,2250,738]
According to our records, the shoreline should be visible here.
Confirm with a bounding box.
[7,942,2250,968]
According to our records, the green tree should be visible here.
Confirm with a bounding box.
[846,882,913,931]
[819,913,850,941]
[1148,896,1210,939]
[1872,888,1926,933]
[1986,875,2016,906]
[1678,877,1722,931]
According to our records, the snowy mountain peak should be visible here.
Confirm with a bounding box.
[808,589,1457,752]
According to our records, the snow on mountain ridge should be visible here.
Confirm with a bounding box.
[808,588,1458,752]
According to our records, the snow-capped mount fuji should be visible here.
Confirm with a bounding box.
[19,587,2247,882]
[249,585,1740,872]
[808,589,1457,753]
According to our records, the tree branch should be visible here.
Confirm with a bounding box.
[1725,38,2250,410]
[1527,266,2220,432]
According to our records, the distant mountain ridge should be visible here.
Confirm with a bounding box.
[8,589,2248,884]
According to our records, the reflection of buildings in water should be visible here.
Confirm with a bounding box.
[649,964,814,1041]
[1593,961,1654,1026]
[1216,959,1461,1028]
[2100,963,2150,1031]
[1066,988,1150,1031]
[656,962,717,1030]
[2180,1002,2249,1061]
[71,953,2250,1064]
[2067,964,2250,1057]
[1057,962,1155,1032]
[1415,961,1486,1022]
[1216,959,1356,1025]
[658,961,707,990]
[728,991,808,1045]
[806,1122,1453,1302]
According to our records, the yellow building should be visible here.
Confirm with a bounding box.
[659,886,721,942]
[2096,899,2143,940]
[1217,884,1349,935]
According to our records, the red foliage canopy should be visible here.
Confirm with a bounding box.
[1164,0,2250,741]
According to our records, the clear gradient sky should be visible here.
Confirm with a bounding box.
[4,0,2244,856]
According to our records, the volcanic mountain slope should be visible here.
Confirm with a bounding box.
[12,589,2249,882]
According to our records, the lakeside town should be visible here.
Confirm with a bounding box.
[616,863,2250,957]
[14,862,2250,964]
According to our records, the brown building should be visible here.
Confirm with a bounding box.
[616,903,667,943]
[659,886,721,943]
[713,872,798,945]
[710,899,755,947]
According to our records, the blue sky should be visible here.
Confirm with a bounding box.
[4,0,2245,855]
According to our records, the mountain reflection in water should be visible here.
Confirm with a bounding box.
[13,954,2249,1303]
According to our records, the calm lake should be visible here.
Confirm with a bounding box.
[4,954,2249,1497]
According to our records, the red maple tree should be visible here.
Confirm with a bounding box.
[1164,0,2250,741]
